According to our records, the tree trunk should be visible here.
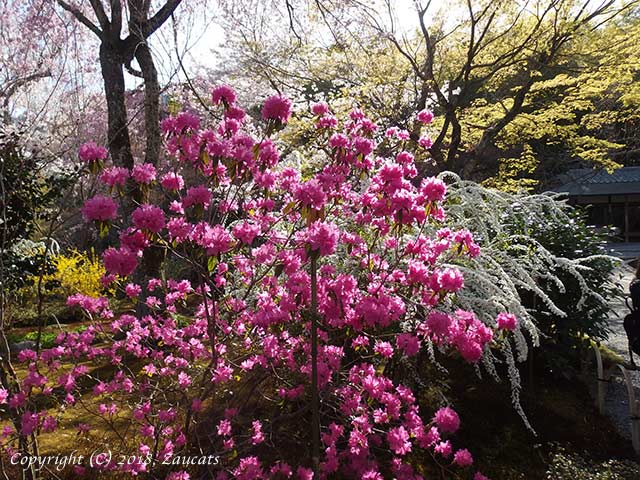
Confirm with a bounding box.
[133,41,164,279]
[445,111,462,171]
[99,42,134,169]
[135,42,162,166]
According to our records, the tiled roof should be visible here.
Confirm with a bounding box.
[554,167,640,195]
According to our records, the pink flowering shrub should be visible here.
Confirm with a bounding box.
[0,87,524,479]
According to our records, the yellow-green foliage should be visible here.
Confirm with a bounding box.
[227,2,640,190]
[483,145,540,193]
[37,250,109,298]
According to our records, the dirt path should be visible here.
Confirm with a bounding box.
[601,265,638,441]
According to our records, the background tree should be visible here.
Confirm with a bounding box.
[55,0,187,169]
[215,0,640,189]
[0,1,62,123]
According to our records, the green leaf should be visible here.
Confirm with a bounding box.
[207,256,218,273]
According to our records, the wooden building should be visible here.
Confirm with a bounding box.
[554,167,640,243]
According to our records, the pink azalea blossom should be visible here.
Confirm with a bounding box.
[190,222,232,256]
[211,85,237,106]
[233,221,260,245]
[167,472,190,480]
[496,312,518,331]
[353,137,374,156]
[161,172,184,191]
[418,426,441,448]
[374,341,394,358]
[176,111,200,132]
[103,248,138,277]
[453,448,474,467]
[218,419,231,436]
[306,221,340,256]
[120,228,150,252]
[42,416,57,433]
[387,426,411,455]
[435,440,453,457]
[251,420,265,445]
[183,185,212,208]
[262,95,292,123]
[396,333,421,356]
[297,466,313,480]
[125,283,142,298]
[311,102,329,115]
[258,139,279,168]
[294,179,327,210]
[79,142,108,163]
[81,195,117,222]
[167,217,192,243]
[329,133,349,149]
[434,407,460,434]
[318,116,338,132]
[21,412,38,435]
[66,293,109,313]
[419,136,433,148]
[362,470,383,480]
[131,163,156,184]
[421,177,447,202]
[100,167,129,187]
[457,335,484,362]
[426,311,451,337]
[437,267,464,292]
[132,204,165,233]
[225,106,246,121]
[416,109,434,124]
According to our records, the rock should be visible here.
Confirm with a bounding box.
[9,340,37,353]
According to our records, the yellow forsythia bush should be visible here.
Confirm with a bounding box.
[41,249,109,298]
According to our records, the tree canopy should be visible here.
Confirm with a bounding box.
[217,0,640,190]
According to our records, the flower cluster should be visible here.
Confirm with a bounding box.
[262,95,292,123]
[81,195,117,222]
[78,141,108,163]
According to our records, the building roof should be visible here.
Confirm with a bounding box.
[553,167,640,196]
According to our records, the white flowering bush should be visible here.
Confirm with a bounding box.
[441,172,621,373]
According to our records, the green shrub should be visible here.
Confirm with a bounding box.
[8,325,88,349]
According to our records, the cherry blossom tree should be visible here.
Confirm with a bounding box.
[0,1,73,124]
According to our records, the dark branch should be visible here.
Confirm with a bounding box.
[143,0,183,38]
[56,0,103,38]
[111,0,123,37]
[0,70,52,104]
[88,0,111,32]
[124,61,144,78]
